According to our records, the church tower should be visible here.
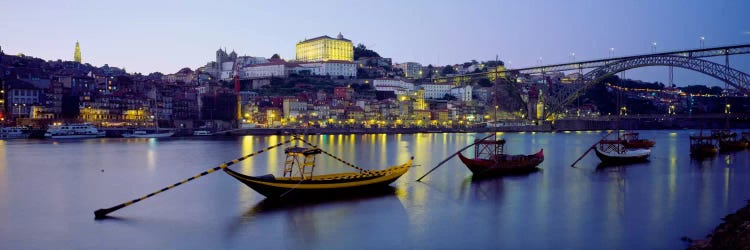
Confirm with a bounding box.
[74,41,82,63]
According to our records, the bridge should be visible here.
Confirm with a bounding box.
[433,44,750,119]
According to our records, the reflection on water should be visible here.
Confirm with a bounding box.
[0,131,748,249]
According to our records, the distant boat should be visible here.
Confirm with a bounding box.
[122,130,175,138]
[193,130,212,136]
[223,146,412,199]
[44,123,105,139]
[689,135,718,157]
[711,129,748,152]
[123,114,175,138]
[456,137,544,177]
[742,132,750,144]
[0,127,31,139]
[592,86,650,165]
[594,139,651,164]
[620,131,655,149]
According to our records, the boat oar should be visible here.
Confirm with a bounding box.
[416,133,496,182]
[570,131,613,167]
[93,139,294,219]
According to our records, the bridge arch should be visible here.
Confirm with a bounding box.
[546,55,750,118]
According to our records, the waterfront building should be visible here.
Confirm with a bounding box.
[345,106,364,122]
[0,78,5,121]
[394,62,422,79]
[282,97,307,119]
[4,78,42,119]
[296,33,353,62]
[74,41,81,63]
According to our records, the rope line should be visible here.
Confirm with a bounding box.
[292,136,371,173]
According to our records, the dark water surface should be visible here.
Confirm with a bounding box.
[1,130,749,249]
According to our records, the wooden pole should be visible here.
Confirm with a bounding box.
[416,133,496,182]
[570,131,613,167]
[94,139,294,219]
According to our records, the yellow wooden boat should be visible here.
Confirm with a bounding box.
[223,146,412,199]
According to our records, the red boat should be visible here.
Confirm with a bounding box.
[620,132,655,149]
[456,137,544,177]
[690,135,718,157]
[742,132,750,143]
[712,130,749,152]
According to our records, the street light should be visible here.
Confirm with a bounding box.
[570,52,575,62]
[609,48,615,58]
[699,36,705,49]
[494,105,499,121]
[13,103,26,118]
[651,42,657,53]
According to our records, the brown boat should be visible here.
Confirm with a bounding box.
[620,132,655,149]
[456,137,544,177]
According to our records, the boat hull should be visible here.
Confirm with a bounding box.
[457,149,544,177]
[223,160,411,199]
[594,147,650,164]
[691,144,719,157]
[122,131,175,138]
[45,132,106,139]
[719,140,749,152]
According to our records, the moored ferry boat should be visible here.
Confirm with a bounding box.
[44,123,106,139]
[0,127,31,139]
[193,130,212,136]
[122,129,175,138]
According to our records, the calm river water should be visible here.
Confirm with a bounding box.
[1,130,749,249]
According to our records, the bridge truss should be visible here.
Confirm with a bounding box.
[432,44,750,119]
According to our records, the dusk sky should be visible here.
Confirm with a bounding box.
[2,0,749,86]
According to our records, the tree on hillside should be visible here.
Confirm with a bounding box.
[423,64,435,79]
[353,44,380,60]
[441,65,456,76]
[271,53,281,60]
[477,78,493,87]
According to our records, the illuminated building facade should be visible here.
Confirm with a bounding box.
[296,33,353,62]
[74,41,81,63]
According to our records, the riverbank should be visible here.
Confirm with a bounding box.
[688,200,750,250]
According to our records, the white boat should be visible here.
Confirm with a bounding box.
[0,127,31,139]
[193,130,212,136]
[44,123,106,139]
[594,139,651,164]
[122,130,175,138]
